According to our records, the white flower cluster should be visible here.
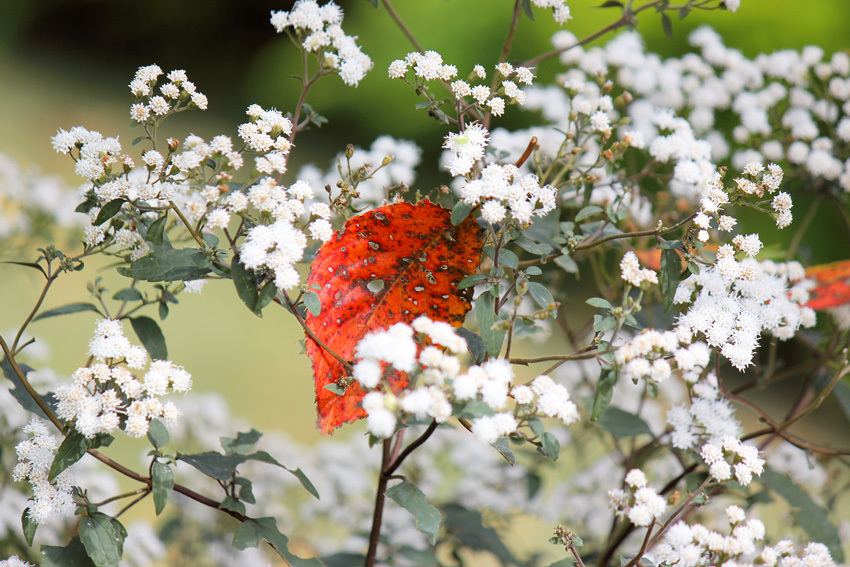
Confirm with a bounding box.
[676,258,816,370]
[700,436,765,485]
[12,419,75,524]
[51,126,129,184]
[0,556,34,567]
[530,0,572,24]
[238,178,333,291]
[0,152,83,240]
[666,373,742,450]
[299,135,422,205]
[620,251,659,287]
[237,104,293,174]
[270,1,372,87]
[653,509,836,567]
[54,319,191,438]
[460,163,558,225]
[608,468,667,527]
[443,123,490,177]
[388,51,457,82]
[617,328,710,385]
[128,65,208,123]
[352,317,578,444]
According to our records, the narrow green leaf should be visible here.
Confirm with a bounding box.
[598,407,653,438]
[661,12,673,40]
[591,371,617,421]
[514,236,551,256]
[598,0,624,7]
[254,281,277,315]
[474,293,505,357]
[586,297,613,310]
[41,536,96,567]
[93,199,125,226]
[458,273,487,290]
[232,259,259,313]
[1,358,58,421]
[117,247,211,282]
[554,254,579,274]
[456,327,486,364]
[79,513,122,567]
[22,508,37,546]
[49,430,88,481]
[491,437,516,465]
[497,249,519,270]
[33,302,102,322]
[129,316,167,360]
[221,429,262,454]
[386,481,443,545]
[540,432,560,461]
[521,0,535,19]
[660,249,681,312]
[760,468,844,562]
[146,419,170,448]
[451,201,475,226]
[145,215,167,246]
[177,451,246,481]
[575,205,603,222]
[152,461,174,515]
[112,288,143,302]
[528,282,555,311]
[441,504,517,565]
[303,291,322,317]
[233,518,325,567]
[2,260,47,277]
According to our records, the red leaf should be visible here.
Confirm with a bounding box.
[805,260,850,310]
[305,200,483,434]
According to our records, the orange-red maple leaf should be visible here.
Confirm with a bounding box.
[805,260,850,310]
[305,200,483,434]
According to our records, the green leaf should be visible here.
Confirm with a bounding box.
[540,432,560,461]
[152,461,174,515]
[456,327,486,364]
[544,559,574,567]
[2,260,47,277]
[33,302,102,322]
[456,400,496,420]
[458,273,487,290]
[22,508,37,546]
[441,504,517,565]
[593,314,617,333]
[497,249,519,270]
[1,358,59,421]
[474,293,505,357]
[661,12,673,40]
[177,451,246,481]
[129,316,167,360]
[147,419,170,448]
[575,205,603,222]
[41,536,96,567]
[521,0,535,19]
[554,254,579,274]
[586,297,613,310]
[386,481,443,545]
[254,281,277,315]
[525,266,542,276]
[49,430,88,481]
[93,199,125,226]
[321,553,367,567]
[221,429,262,454]
[528,282,555,311]
[491,437,516,465]
[112,288,143,302]
[515,236,552,256]
[79,513,123,567]
[760,468,844,562]
[145,214,168,246]
[303,291,322,317]
[660,248,681,312]
[117,247,212,282]
[220,496,247,515]
[598,0,624,7]
[591,371,617,421]
[232,517,325,567]
[451,201,475,226]
[231,259,260,314]
[598,407,653,438]
[528,416,544,436]
[287,467,321,499]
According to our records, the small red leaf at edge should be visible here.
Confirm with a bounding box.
[805,260,850,310]
[305,200,483,434]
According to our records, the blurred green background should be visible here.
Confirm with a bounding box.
[2,0,850,446]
